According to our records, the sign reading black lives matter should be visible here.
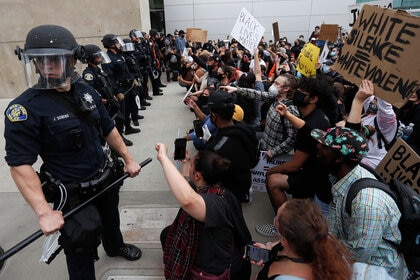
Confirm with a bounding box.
[335,5,420,108]
[231,8,265,52]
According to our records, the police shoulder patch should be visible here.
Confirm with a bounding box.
[84,73,94,81]
[6,104,28,122]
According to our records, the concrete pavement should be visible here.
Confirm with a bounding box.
[0,80,274,280]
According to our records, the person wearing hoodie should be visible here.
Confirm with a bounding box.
[205,90,259,202]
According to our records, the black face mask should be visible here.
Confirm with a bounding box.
[217,73,224,80]
[293,90,308,107]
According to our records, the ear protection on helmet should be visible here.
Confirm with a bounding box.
[74,45,85,61]
[15,46,23,61]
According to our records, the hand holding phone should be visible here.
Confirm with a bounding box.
[193,120,204,138]
[244,244,270,263]
[174,138,187,160]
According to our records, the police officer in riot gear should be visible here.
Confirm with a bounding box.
[101,34,142,135]
[82,44,133,146]
[5,25,142,280]
[129,29,163,98]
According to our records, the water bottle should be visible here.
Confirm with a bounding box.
[402,123,414,141]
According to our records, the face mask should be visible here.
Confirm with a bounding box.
[330,51,336,57]
[293,90,308,107]
[191,64,195,70]
[217,73,224,80]
[322,65,330,73]
[268,84,278,96]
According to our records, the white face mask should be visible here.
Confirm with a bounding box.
[268,84,278,96]
[322,65,331,73]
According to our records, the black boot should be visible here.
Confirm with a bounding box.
[125,126,141,135]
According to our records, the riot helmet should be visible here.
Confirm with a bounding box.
[121,39,135,53]
[82,44,111,65]
[129,29,143,40]
[102,34,124,49]
[17,24,83,89]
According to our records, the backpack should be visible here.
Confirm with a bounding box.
[345,164,420,274]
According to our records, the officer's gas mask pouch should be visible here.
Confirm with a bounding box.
[22,48,76,89]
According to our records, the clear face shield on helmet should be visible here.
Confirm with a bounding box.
[90,50,111,65]
[21,48,79,89]
[121,42,135,52]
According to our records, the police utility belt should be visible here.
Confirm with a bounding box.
[40,161,115,207]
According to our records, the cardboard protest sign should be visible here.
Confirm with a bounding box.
[186,28,207,42]
[335,5,420,108]
[296,42,320,77]
[318,24,339,42]
[273,22,280,43]
[376,137,420,193]
[348,0,392,28]
[251,151,292,192]
[230,8,265,52]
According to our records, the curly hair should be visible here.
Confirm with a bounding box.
[277,199,352,280]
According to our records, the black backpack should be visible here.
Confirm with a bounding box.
[345,164,420,274]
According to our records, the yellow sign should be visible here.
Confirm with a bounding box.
[296,43,320,77]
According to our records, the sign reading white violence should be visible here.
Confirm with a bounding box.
[231,8,265,52]
[335,5,420,108]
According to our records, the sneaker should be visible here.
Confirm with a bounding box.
[255,223,277,237]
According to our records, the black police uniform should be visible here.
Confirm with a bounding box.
[4,78,124,279]
[83,65,124,133]
[102,50,138,130]
[141,39,162,96]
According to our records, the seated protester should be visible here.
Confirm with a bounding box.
[360,93,398,169]
[191,52,221,79]
[311,126,408,279]
[237,49,251,72]
[185,87,215,115]
[320,60,343,84]
[178,56,194,90]
[310,80,408,279]
[223,50,299,158]
[156,145,252,280]
[205,90,259,202]
[252,199,352,280]
[217,65,236,87]
[255,77,336,236]
[234,71,259,128]
[185,97,244,151]
[396,86,420,154]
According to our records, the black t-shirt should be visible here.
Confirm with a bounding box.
[194,192,245,276]
[294,108,331,202]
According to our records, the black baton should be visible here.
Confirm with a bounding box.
[0,157,152,263]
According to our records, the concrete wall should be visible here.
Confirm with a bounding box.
[164,0,355,42]
[0,0,151,98]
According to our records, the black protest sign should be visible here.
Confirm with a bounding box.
[376,138,420,193]
[335,5,420,108]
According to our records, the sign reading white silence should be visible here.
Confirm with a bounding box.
[230,8,265,52]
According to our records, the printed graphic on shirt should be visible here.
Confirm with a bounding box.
[6,104,28,122]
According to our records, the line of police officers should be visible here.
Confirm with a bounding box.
[82,29,166,146]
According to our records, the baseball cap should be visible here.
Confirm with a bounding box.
[311,127,369,161]
[208,54,220,62]
[207,90,234,109]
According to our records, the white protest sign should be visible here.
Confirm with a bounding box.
[348,0,392,28]
[230,8,265,52]
[251,151,292,192]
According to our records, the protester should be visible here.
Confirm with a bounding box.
[252,199,352,280]
[156,144,252,280]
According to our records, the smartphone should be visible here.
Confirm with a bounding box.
[244,244,270,263]
[193,120,204,138]
[174,138,187,160]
